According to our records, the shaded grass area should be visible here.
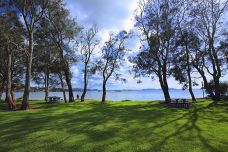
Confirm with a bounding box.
[0,100,227,152]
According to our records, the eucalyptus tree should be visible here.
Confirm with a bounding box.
[0,48,6,100]
[50,59,68,103]
[32,48,51,102]
[97,31,128,102]
[12,0,48,109]
[219,31,228,64]
[45,0,80,102]
[171,30,200,101]
[189,0,228,101]
[0,6,24,110]
[32,20,57,102]
[76,26,99,102]
[132,0,180,102]
[168,0,200,101]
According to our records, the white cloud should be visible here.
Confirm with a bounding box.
[65,0,211,90]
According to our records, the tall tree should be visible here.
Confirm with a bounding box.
[76,26,99,102]
[46,0,80,102]
[172,30,199,101]
[0,5,24,110]
[0,46,7,101]
[133,0,180,102]
[33,21,57,102]
[13,0,48,109]
[50,59,68,103]
[97,31,128,102]
[170,1,199,101]
[190,0,228,101]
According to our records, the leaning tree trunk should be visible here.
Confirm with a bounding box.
[160,81,171,102]
[163,78,170,101]
[57,44,74,102]
[22,32,33,110]
[64,66,74,102]
[186,52,196,101]
[201,73,215,99]
[194,66,215,99]
[161,64,171,102]
[6,45,16,110]
[102,80,107,103]
[59,72,67,103]
[188,75,196,102]
[81,64,88,102]
[44,67,49,102]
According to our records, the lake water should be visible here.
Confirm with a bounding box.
[1,89,204,101]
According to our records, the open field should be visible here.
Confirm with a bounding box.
[0,100,227,152]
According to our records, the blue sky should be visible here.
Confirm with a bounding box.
[65,0,227,90]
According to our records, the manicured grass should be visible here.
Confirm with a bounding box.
[0,100,227,152]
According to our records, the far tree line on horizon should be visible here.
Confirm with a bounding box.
[0,0,227,110]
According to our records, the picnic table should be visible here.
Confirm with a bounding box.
[169,98,190,108]
[47,96,62,103]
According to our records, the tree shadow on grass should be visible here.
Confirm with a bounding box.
[0,102,182,151]
[152,103,228,152]
[0,101,227,151]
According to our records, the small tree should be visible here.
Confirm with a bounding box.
[76,26,99,102]
[97,31,128,102]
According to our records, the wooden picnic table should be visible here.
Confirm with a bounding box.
[169,98,190,108]
[47,96,62,103]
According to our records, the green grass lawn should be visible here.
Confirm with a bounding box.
[0,100,227,152]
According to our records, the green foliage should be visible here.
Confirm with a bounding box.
[205,80,228,97]
[98,31,129,81]
[0,100,227,152]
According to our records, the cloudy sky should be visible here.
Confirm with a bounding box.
[64,0,226,90]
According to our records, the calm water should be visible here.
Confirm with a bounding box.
[1,89,204,101]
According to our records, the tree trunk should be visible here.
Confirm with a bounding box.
[6,46,16,110]
[188,77,196,102]
[59,73,67,103]
[11,89,15,102]
[194,66,215,99]
[57,44,74,102]
[163,78,170,101]
[44,72,47,102]
[0,80,5,101]
[201,73,215,99]
[210,43,221,102]
[22,32,33,110]
[161,64,171,102]
[158,75,170,102]
[44,67,49,102]
[81,64,88,102]
[186,57,196,101]
[102,80,106,103]
[64,67,74,102]
[213,76,221,102]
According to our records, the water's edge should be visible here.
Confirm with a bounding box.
[1,89,204,101]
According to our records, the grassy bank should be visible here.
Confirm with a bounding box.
[0,100,227,152]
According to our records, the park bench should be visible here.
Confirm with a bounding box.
[47,96,62,104]
[168,98,190,108]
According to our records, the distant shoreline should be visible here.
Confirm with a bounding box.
[14,88,203,92]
